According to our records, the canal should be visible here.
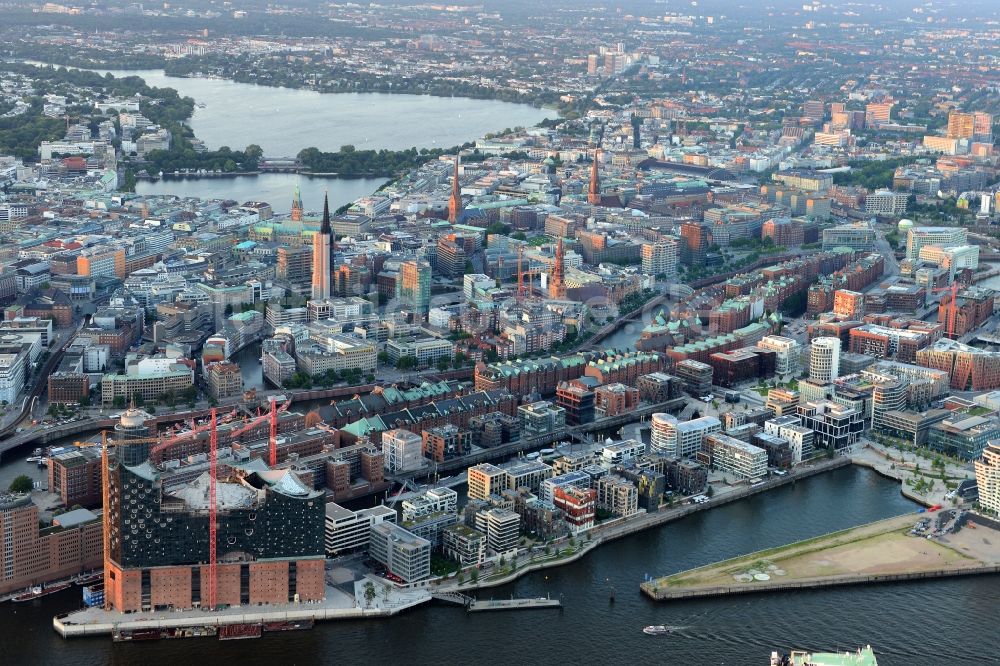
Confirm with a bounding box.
[3,466,992,665]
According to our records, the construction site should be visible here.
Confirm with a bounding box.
[98,399,328,613]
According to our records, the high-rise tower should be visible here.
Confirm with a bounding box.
[448,156,462,223]
[311,193,332,300]
[588,150,602,205]
[550,236,567,299]
[291,185,303,222]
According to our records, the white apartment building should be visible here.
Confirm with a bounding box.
[704,433,768,480]
[650,414,722,458]
[369,522,431,583]
[401,487,459,522]
[864,189,909,216]
[641,238,679,279]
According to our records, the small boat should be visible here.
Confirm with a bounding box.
[26,456,43,463]
[12,581,72,602]
[76,572,103,586]
[643,625,673,636]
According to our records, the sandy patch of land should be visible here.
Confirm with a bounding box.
[651,513,990,593]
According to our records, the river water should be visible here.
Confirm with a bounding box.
[4,467,994,665]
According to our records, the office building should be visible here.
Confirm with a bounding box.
[382,429,425,473]
[674,359,713,395]
[518,401,566,438]
[927,415,1000,461]
[797,400,863,451]
[421,425,472,463]
[324,503,396,556]
[905,227,968,261]
[398,259,432,317]
[555,381,596,425]
[467,463,508,500]
[0,495,102,596]
[369,522,431,583]
[809,337,841,383]
[864,189,908,216]
[766,388,800,417]
[833,290,865,319]
[822,224,874,251]
[917,339,1000,391]
[205,361,244,400]
[48,446,103,508]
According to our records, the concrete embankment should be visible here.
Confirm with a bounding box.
[54,606,394,638]
[644,565,1000,601]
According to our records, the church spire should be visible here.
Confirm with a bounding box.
[320,191,331,234]
[550,236,566,300]
[448,155,462,223]
[291,185,303,222]
[312,191,332,300]
[588,149,602,205]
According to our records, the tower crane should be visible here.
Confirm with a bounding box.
[100,397,293,611]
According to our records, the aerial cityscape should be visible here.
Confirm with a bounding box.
[1,0,999,663]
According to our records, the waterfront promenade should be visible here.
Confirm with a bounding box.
[54,577,431,638]
[439,456,852,594]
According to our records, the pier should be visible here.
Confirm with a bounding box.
[433,591,561,612]
[467,597,561,612]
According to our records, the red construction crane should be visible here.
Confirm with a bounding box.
[268,397,278,467]
[930,282,961,339]
[148,408,238,460]
[208,408,218,611]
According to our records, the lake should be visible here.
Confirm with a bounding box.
[100,69,554,156]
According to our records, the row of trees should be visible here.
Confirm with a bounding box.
[282,367,374,390]
[832,156,921,191]
[296,144,478,178]
[142,143,263,174]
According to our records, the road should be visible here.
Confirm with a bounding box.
[873,226,900,277]
[0,322,81,444]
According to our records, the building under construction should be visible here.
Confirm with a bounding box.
[103,408,326,613]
